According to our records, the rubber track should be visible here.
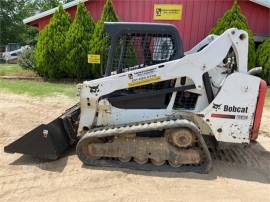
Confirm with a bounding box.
[76,116,213,174]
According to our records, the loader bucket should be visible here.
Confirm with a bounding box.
[4,105,80,160]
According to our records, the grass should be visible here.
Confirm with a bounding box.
[0,63,37,77]
[0,64,269,103]
[0,63,76,97]
[0,79,77,97]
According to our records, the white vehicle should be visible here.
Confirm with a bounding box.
[2,45,29,62]
[5,22,267,173]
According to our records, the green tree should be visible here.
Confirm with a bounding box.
[0,0,38,46]
[256,38,270,83]
[33,0,73,12]
[0,0,75,47]
[35,4,71,78]
[64,3,95,79]
[89,0,118,78]
[210,1,256,69]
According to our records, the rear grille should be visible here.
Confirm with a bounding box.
[173,91,198,110]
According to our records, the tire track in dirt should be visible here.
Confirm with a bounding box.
[1,92,270,202]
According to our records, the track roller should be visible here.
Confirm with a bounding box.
[76,117,212,173]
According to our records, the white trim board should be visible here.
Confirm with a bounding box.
[23,0,89,24]
[249,0,270,8]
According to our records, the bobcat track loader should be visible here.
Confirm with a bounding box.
[5,22,267,173]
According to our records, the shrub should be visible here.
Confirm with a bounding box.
[65,3,95,79]
[35,4,71,78]
[17,46,35,70]
[89,0,118,78]
[256,38,270,83]
[210,1,256,69]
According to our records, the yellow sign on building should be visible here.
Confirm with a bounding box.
[88,54,100,64]
[154,4,183,20]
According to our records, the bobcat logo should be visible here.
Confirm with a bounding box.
[89,85,100,93]
[128,74,133,79]
[156,8,162,16]
[213,103,222,110]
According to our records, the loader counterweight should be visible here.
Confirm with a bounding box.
[251,80,268,140]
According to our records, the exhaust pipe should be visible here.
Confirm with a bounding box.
[4,104,80,160]
[248,67,262,76]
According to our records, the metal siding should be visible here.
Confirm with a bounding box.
[66,6,77,20]
[137,0,145,21]
[85,0,105,21]
[39,16,51,31]
[182,0,193,49]
[35,0,270,50]
[198,0,209,37]
[205,1,215,35]
[239,0,270,35]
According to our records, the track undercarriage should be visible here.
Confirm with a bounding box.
[76,117,212,173]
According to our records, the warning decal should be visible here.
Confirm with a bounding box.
[128,68,161,88]
[154,4,183,20]
[88,54,100,64]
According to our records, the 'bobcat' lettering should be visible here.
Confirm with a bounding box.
[224,105,248,113]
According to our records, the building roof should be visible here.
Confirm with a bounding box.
[250,0,270,8]
[23,0,89,24]
[23,0,270,24]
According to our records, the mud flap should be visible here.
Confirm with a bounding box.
[4,105,80,160]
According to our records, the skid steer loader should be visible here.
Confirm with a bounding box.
[4,22,267,173]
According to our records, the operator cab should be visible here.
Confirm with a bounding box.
[104,22,184,76]
[102,22,198,110]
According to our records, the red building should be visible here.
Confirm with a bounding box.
[23,0,270,51]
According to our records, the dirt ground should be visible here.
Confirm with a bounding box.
[0,92,269,202]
